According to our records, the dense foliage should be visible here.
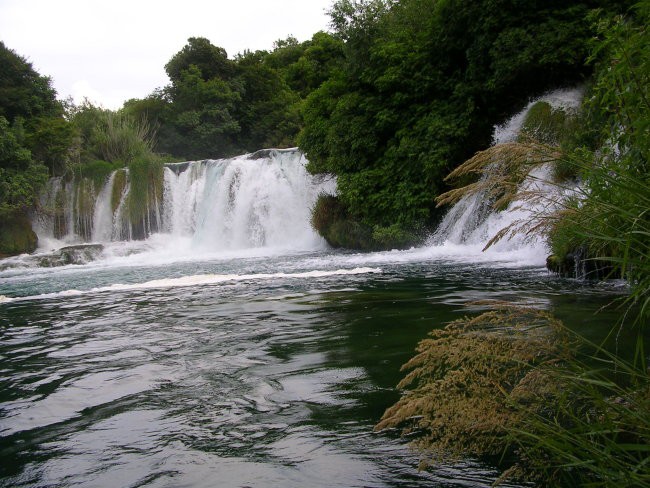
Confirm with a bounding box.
[123,33,344,160]
[300,0,632,248]
[0,42,73,254]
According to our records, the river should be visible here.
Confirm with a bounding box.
[0,244,625,488]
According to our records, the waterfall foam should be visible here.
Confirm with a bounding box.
[91,172,116,242]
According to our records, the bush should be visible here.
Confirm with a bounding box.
[75,159,120,188]
[372,224,418,250]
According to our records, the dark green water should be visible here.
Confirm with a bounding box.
[0,250,629,487]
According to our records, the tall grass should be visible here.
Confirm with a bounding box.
[375,305,650,486]
[92,111,157,165]
[510,333,650,487]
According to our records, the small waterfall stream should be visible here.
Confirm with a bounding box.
[429,88,583,255]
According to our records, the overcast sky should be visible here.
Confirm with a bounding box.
[0,0,333,109]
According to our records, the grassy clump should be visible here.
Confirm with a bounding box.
[376,305,571,467]
[512,344,650,487]
[377,304,650,485]
[89,110,156,165]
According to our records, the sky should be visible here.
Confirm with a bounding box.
[0,0,333,109]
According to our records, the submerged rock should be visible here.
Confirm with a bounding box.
[37,244,105,268]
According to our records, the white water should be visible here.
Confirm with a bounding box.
[429,87,583,265]
[161,150,331,251]
[34,149,336,259]
[91,172,116,242]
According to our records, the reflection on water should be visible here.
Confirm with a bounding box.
[0,252,627,487]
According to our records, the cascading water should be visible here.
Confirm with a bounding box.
[34,149,336,259]
[29,88,581,270]
[161,149,334,251]
[429,88,583,261]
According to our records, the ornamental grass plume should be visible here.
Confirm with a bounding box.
[376,303,650,486]
[375,304,572,470]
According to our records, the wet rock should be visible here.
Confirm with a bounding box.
[546,251,617,280]
[37,244,105,267]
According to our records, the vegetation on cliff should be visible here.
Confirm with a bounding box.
[123,33,344,160]
[0,41,71,253]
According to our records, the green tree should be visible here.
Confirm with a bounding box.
[0,116,48,216]
[164,36,235,83]
[0,41,60,121]
[234,50,301,150]
[165,64,242,159]
[299,0,633,248]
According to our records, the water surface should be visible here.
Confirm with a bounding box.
[0,249,626,487]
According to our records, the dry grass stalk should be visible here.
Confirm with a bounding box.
[436,141,561,208]
[375,303,572,468]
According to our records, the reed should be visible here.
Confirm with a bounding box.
[92,111,157,165]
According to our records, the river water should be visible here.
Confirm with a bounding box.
[0,244,625,488]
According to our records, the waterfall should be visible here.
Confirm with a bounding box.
[35,149,335,253]
[91,172,116,242]
[430,88,583,257]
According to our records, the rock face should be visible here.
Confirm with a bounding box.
[0,214,38,257]
[36,244,105,267]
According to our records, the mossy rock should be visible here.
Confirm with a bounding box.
[125,157,165,239]
[310,194,420,251]
[37,244,104,267]
[546,251,618,280]
[0,213,38,256]
[519,101,568,145]
[327,219,375,250]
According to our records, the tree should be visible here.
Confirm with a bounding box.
[165,37,235,83]
[0,41,60,121]
[0,116,48,217]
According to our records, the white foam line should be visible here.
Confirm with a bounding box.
[2,267,382,303]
